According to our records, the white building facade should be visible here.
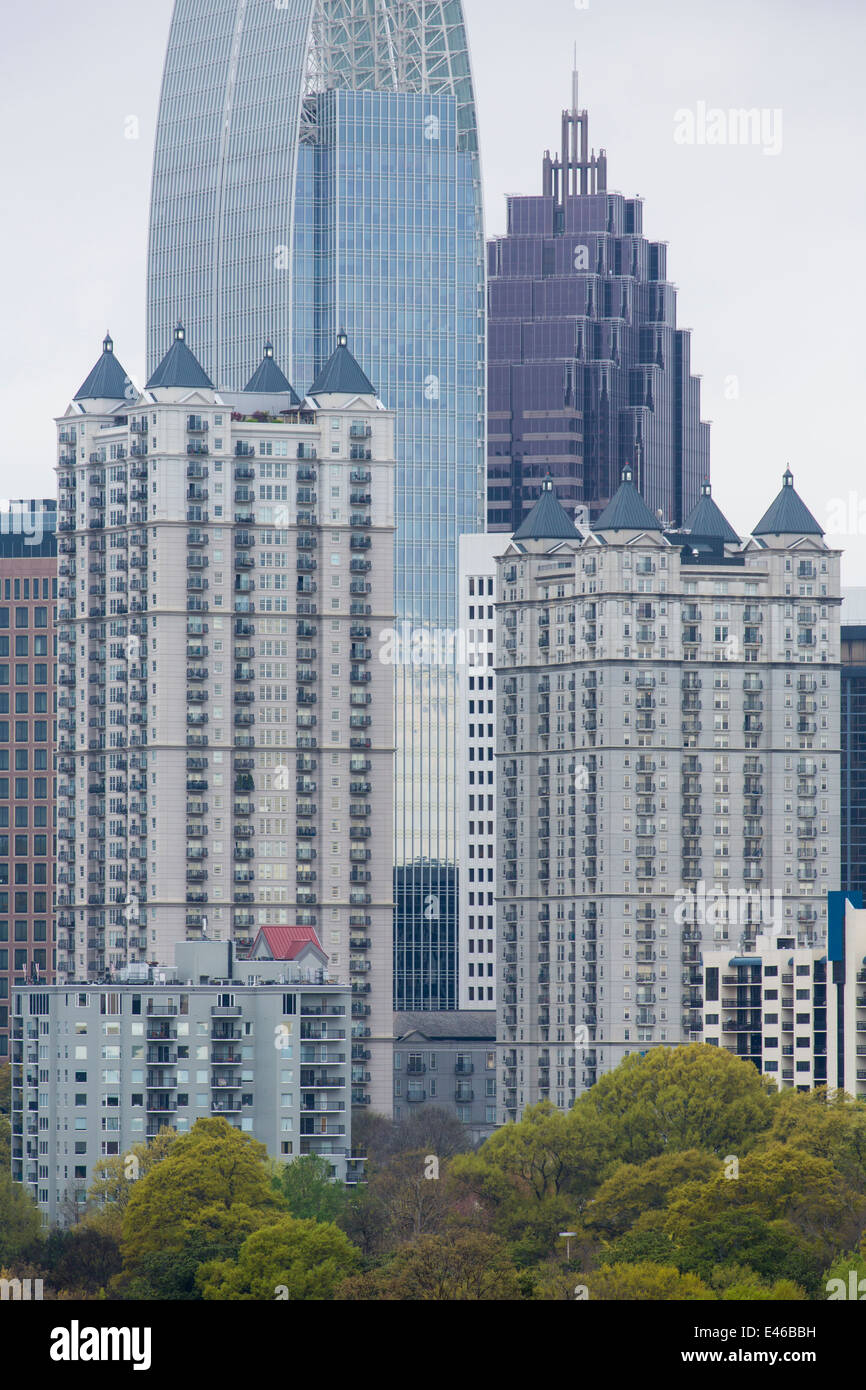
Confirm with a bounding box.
[457,534,504,1011]
[55,329,395,1112]
[495,470,841,1121]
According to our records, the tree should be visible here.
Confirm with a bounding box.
[113,1237,240,1301]
[52,1227,122,1295]
[470,1101,613,1204]
[710,1264,807,1301]
[365,1150,451,1246]
[270,1154,348,1224]
[348,1109,394,1168]
[583,1149,720,1239]
[668,1210,824,1295]
[198,1216,360,1301]
[607,1226,683,1268]
[578,1261,716,1301]
[495,1194,585,1268]
[337,1181,392,1259]
[825,1249,866,1299]
[121,1118,284,1270]
[86,1131,177,1236]
[337,1232,523,1301]
[664,1141,866,1266]
[576,1044,775,1165]
[391,1107,473,1162]
[763,1088,866,1192]
[349,1105,472,1170]
[0,1171,42,1266]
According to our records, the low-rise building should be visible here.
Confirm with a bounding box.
[393,1011,497,1145]
[701,891,866,1095]
[11,938,354,1223]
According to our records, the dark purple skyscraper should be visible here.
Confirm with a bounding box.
[487,74,710,531]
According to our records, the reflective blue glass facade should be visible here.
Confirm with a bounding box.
[488,78,709,532]
[147,1,485,1011]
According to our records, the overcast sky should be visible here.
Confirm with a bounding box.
[2,0,864,576]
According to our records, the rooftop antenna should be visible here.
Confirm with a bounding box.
[572,49,579,112]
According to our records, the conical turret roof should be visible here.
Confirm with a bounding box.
[309,330,375,397]
[752,469,823,537]
[513,476,580,542]
[74,333,131,402]
[244,342,300,402]
[594,465,663,532]
[682,481,740,543]
[145,324,213,391]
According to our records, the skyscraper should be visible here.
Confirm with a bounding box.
[148,0,486,1010]
[495,471,840,1118]
[487,73,709,535]
[55,329,396,1112]
[0,501,57,1059]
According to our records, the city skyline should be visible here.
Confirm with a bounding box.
[3,0,866,582]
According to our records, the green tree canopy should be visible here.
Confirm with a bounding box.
[575,1044,775,1165]
[583,1149,721,1239]
[468,1101,615,1204]
[578,1260,716,1301]
[198,1215,360,1301]
[0,1171,42,1266]
[664,1141,866,1263]
[337,1232,522,1301]
[270,1154,348,1224]
[761,1088,866,1191]
[121,1118,284,1269]
[86,1131,177,1236]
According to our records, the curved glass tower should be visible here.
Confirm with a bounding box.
[148,0,486,1011]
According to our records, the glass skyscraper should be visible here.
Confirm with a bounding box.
[147,0,485,1010]
[487,74,709,533]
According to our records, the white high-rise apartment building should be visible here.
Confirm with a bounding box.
[496,469,841,1122]
[55,328,395,1111]
[701,893,866,1097]
[457,534,502,1011]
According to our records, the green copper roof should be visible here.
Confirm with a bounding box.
[753,470,824,537]
[145,324,214,391]
[513,477,580,541]
[594,466,663,532]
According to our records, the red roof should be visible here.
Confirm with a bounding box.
[254,925,324,961]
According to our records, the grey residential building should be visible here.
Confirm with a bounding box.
[55,328,395,1112]
[393,1010,497,1145]
[496,469,841,1121]
[10,937,355,1223]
